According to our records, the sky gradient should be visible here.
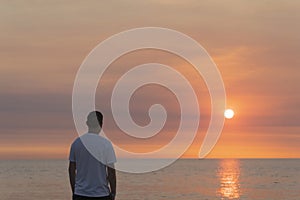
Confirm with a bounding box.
[1,0,300,159]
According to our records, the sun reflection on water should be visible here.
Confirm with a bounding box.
[216,159,241,199]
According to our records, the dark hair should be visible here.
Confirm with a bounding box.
[87,111,103,128]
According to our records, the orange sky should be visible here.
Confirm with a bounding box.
[0,1,300,159]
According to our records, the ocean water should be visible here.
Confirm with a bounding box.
[0,159,299,200]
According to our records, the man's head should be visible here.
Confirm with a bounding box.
[86,111,103,131]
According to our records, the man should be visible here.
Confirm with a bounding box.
[69,111,117,200]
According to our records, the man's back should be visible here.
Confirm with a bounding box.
[69,133,116,198]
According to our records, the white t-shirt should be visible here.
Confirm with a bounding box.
[69,133,116,197]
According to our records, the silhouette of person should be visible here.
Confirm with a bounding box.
[69,111,116,200]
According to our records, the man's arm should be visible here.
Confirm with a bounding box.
[107,164,116,200]
[68,161,76,194]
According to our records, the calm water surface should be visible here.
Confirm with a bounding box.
[0,159,299,200]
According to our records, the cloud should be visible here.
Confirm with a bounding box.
[1,0,300,158]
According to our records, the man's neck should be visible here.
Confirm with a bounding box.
[88,128,101,134]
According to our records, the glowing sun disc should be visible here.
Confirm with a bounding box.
[224,109,234,119]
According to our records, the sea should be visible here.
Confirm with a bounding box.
[0,159,299,200]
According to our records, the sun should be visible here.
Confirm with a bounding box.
[224,109,235,119]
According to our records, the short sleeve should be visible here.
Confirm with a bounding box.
[106,142,117,165]
[69,143,76,162]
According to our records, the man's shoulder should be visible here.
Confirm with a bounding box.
[79,133,113,147]
[96,135,113,148]
[99,135,112,143]
[71,136,82,147]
